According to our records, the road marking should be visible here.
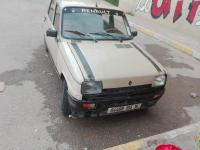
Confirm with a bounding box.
[138,26,155,37]
[126,141,141,150]
[105,141,141,150]
[171,41,193,55]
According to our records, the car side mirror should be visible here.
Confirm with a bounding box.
[131,31,138,37]
[46,28,58,37]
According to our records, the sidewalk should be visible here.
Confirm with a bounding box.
[105,121,200,150]
[99,0,200,61]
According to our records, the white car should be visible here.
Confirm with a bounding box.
[44,0,167,118]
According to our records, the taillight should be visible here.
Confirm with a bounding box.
[82,104,95,109]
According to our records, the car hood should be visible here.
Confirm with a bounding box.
[69,41,164,89]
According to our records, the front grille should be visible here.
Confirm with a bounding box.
[83,84,164,102]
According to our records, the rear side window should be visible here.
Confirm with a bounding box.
[48,0,56,22]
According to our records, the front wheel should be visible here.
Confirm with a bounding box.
[62,80,71,116]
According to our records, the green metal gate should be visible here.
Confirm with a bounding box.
[105,0,119,6]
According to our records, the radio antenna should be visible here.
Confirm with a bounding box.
[96,0,100,7]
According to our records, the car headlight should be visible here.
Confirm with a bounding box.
[81,81,103,94]
[152,74,166,87]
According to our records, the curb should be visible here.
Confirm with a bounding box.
[105,140,141,150]
[104,121,200,150]
[130,23,200,61]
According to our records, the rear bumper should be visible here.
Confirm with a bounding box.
[68,87,165,118]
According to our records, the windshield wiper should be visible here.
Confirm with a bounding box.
[90,32,112,37]
[64,30,86,36]
[89,32,124,42]
[64,30,98,42]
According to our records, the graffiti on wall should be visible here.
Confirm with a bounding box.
[136,0,152,13]
[136,0,200,26]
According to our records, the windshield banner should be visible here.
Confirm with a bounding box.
[63,7,124,16]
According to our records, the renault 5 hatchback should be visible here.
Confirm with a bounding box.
[43,0,167,118]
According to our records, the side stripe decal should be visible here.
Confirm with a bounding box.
[131,43,162,72]
[71,43,95,80]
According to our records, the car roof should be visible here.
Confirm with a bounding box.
[57,0,121,11]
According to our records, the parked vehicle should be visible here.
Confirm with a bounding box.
[44,0,167,118]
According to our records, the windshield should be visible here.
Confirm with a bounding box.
[62,7,132,41]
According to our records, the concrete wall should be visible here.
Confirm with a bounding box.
[118,0,200,38]
[118,0,135,12]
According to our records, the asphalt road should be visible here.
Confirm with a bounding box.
[0,0,200,150]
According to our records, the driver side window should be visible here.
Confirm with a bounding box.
[103,15,111,30]
[103,15,122,34]
[114,16,128,35]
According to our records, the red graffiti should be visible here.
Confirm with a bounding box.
[138,0,200,25]
[187,0,200,24]
[151,0,171,19]
[173,0,183,23]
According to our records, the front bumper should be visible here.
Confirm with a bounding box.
[68,85,165,118]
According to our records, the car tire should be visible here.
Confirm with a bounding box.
[62,80,71,116]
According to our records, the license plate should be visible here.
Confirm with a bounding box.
[107,104,142,114]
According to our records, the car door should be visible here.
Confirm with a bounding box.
[44,0,60,68]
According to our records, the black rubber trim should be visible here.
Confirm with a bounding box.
[131,42,162,72]
[71,43,95,80]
